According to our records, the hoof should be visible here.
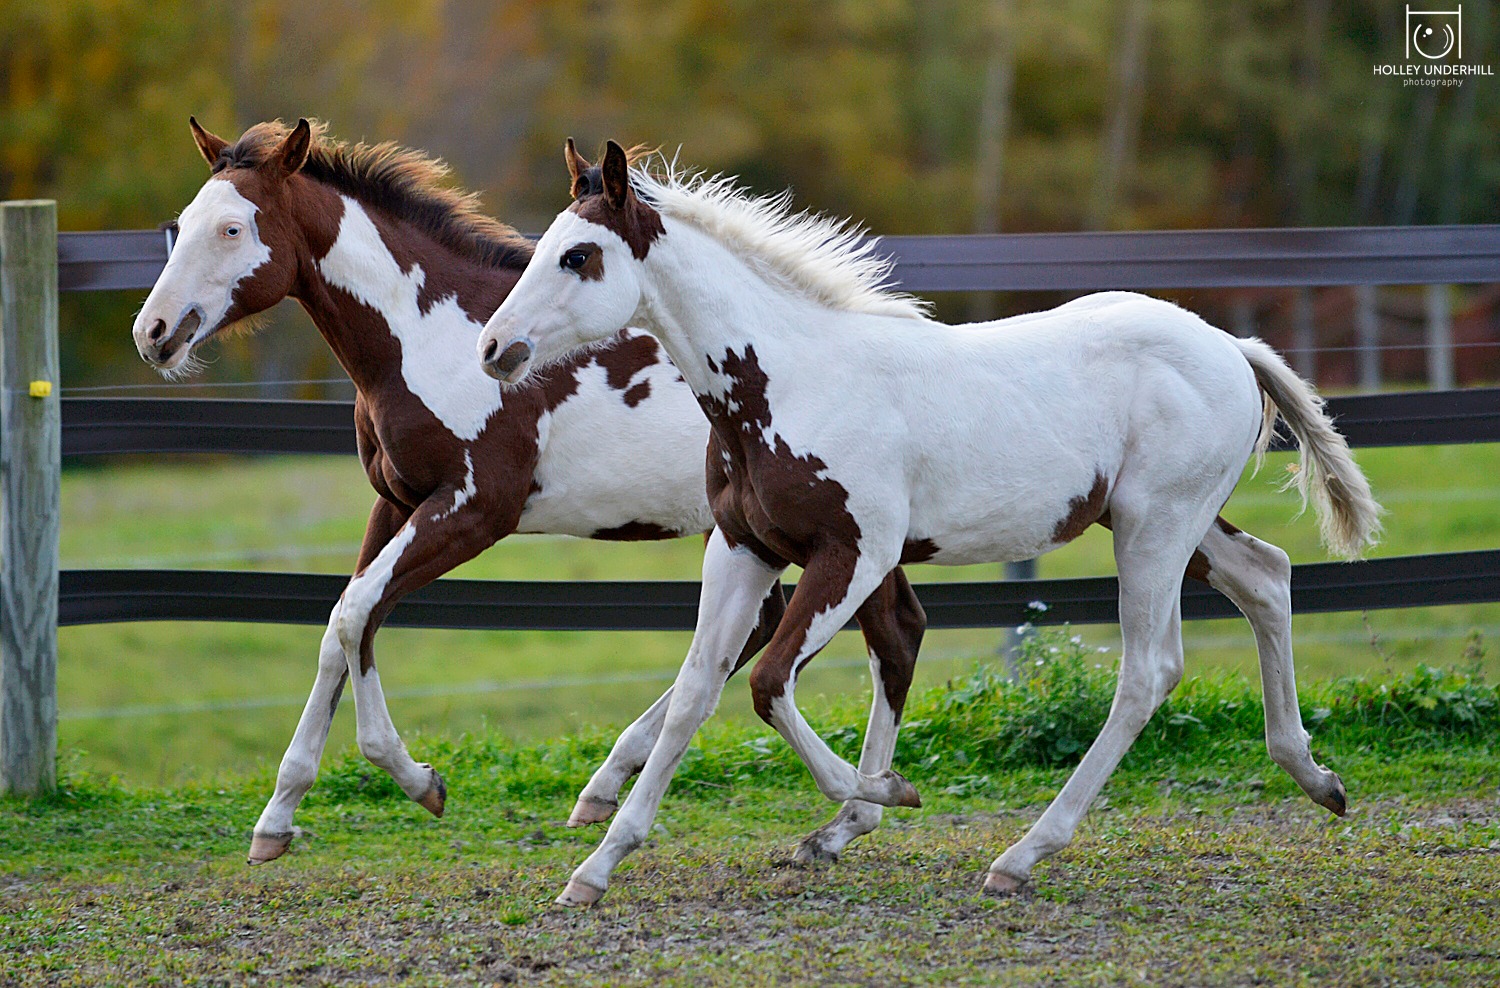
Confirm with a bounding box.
[555,877,606,908]
[876,769,922,809]
[792,839,839,866]
[247,832,293,865]
[1318,773,1347,817]
[982,870,1027,897]
[417,769,447,818]
[567,795,618,828]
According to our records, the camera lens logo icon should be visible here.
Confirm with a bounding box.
[1407,6,1462,60]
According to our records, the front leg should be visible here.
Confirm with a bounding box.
[334,491,503,813]
[748,548,921,810]
[559,529,785,906]
[568,578,787,827]
[249,497,407,864]
[795,567,925,863]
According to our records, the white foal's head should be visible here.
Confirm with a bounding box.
[478,139,659,385]
[132,117,312,376]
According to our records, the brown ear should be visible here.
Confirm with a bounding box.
[270,118,313,179]
[601,139,630,210]
[189,116,229,168]
[565,138,593,199]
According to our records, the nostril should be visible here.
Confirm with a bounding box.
[482,338,499,364]
[147,319,166,343]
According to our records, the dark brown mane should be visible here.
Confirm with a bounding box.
[218,119,534,271]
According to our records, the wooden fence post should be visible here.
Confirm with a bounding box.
[1,200,60,795]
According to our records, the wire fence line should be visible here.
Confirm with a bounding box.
[56,620,1500,722]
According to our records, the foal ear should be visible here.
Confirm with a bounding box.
[564,138,593,199]
[189,116,229,168]
[601,139,630,210]
[269,118,313,180]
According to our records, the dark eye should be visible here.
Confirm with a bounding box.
[561,248,589,271]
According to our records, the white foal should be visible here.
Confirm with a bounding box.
[478,141,1382,906]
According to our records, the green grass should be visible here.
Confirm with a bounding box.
[6,646,1500,986]
[56,442,1500,782]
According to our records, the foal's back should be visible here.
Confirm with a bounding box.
[766,292,1264,565]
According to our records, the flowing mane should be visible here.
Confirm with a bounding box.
[218,119,534,271]
[630,159,931,321]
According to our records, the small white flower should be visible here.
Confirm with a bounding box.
[1096,646,1111,654]
[1070,635,1083,645]
[1027,600,1049,612]
[1015,622,1033,635]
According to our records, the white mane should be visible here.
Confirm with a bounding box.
[630,159,932,321]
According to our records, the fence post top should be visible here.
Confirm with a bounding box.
[1,200,58,209]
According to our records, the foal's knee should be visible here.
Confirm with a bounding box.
[749,661,790,724]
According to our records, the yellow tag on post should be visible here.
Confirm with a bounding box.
[28,380,52,398]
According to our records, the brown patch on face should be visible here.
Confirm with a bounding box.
[568,242,605,281]
[900,538,940,564]
[591,521,681,541]
[568,179,664,261]
[1052,472,1111,545]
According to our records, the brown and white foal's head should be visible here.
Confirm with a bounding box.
[478,139,662,385]
[133,117,314,375]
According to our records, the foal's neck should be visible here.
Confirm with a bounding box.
[639,222,825,397]
[291,183,522,397]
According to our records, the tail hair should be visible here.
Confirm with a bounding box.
[1234,337,1383,559]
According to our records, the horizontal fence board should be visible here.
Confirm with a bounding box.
[878,225,1500,291]
[59,225,1500,293]
[58,549,1500,630]
[60,388,1500,460]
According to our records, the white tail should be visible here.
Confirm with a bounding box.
[1234,337,1383,559]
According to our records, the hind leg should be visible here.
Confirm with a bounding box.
[795,569,924,863]
[567,581,788,827]
[1195,519,1346,815]
[986,492,1207,893]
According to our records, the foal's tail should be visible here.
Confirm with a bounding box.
[1233,337,1383,560]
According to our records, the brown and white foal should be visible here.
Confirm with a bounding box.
[132,119,924,866]
[480,141,1383,905]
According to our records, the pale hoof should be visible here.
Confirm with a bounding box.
[567,795,618,827]
[792,838,839,865]
[875,769,922,809]
[247,832,292,865]
[417,768,447,818]
[982,870,1027,896]
[1317,772,1347,817]
[555,877,606,908]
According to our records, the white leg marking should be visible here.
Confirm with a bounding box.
[335,524,440,805]
[250,610,348,861]
[794,649,900,862]
[569,685,676,826]
[561,530,783,903]
[1202,525,1345,813]
[764,554,917,808]
[986,506,1198,891]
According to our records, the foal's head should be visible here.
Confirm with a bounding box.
[478,139,661,385]
[133,118,319,375]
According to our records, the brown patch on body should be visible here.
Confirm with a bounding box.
[1052,473,1111,545]
[1185,515,1244,584]
[591,521,681,541]
[900,538,940,564]
[592,332,660,408]
[692,344,872,722]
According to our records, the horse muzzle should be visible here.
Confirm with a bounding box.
[479,335,534,385]
[135,305,204,369]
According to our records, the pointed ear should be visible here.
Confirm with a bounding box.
[189,116,229,168]
[602,139,630,210]
[270,118,313,180]
[565,138,593,199]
